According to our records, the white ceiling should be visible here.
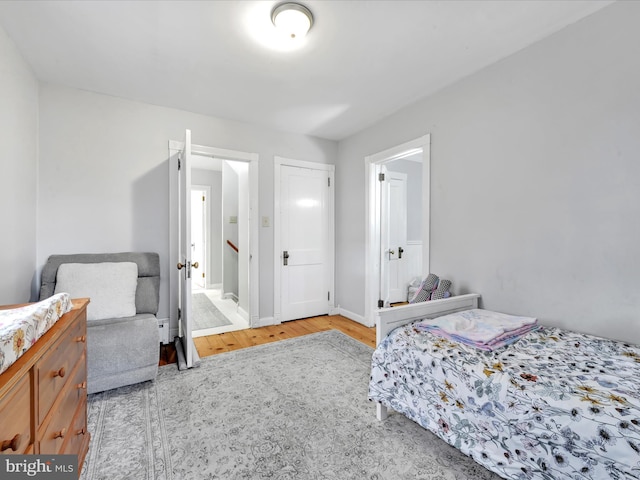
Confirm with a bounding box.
[0,0,612,141]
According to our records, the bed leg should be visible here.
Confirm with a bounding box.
[376,403,388,421]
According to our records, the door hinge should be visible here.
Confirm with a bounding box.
[178,307,181,320]
[378,173,385,182]
[328,291,330,301]
[378,299,384,308]
[202,272,205,278]
[202,195,205,202]
[328,177,331,187]
[178,158,181,170]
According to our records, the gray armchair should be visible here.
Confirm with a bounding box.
[40,252,160,394]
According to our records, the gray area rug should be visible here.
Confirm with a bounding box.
[80,330,500,480]
[192,292,232,330]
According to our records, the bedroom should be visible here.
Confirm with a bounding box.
[1,0,639,477]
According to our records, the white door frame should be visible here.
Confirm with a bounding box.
[274,156,335,324]
[169,140,259,335]
[364,134,431,327]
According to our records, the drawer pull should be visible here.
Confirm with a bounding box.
[53,367,66,378]
[76,381,87,390]
[53,428,66,439]
[75,335,86,343]
[76,428,86,436]
[1,434,21,452]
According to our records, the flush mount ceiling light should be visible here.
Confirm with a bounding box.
[271,2,314,39]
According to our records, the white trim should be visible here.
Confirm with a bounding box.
[169,140,255,162]
[274,156,335,324]
[256,316,275,328]
[338,307,368,326]
[364,134,431,328]
[169,140,260,332]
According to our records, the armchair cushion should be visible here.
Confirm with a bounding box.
[54,262,138,321]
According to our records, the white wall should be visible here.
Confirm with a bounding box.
[337,1,640,344]
[0,26,38,304]
[37,84,337,325]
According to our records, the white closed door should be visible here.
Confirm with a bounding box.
[279,165,332,321]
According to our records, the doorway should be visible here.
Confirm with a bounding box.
[190,158,250,337]
[364,134,431,326]
[168,138,259,354]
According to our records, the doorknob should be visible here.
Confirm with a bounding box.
[398,247,404,259]
[178,261,199,270]
[283,251,289,266]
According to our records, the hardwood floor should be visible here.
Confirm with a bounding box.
[158,315,376,366]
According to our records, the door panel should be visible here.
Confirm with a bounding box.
[280,165,330,321]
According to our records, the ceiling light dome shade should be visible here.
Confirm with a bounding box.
[271,2,313,39]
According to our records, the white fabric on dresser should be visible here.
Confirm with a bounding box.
[0,292,72,374]
[54,262,138,321]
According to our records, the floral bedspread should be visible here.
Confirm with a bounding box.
[369,322,640,479]
[0,293,72,375]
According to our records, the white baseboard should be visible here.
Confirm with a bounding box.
[338,308,373,327]
[238,306,249,322]
[223,292,239,303]
[255,316,275,328]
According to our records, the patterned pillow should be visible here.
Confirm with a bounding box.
[409,273,439,303]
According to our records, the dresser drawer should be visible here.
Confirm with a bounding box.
[0,374,32,455]
[39,355,87,454]
[37,318,86,423]
[61,398,88,456]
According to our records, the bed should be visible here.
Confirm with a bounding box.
[369,294,640,479]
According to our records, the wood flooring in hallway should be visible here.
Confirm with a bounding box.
[159,315,376,366]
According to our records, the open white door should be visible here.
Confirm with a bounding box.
[387,171,408,303]
[177,129,198,369]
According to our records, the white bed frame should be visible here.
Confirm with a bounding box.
[374,293,480,420]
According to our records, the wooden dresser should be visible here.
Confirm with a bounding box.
[0,298,90,470]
